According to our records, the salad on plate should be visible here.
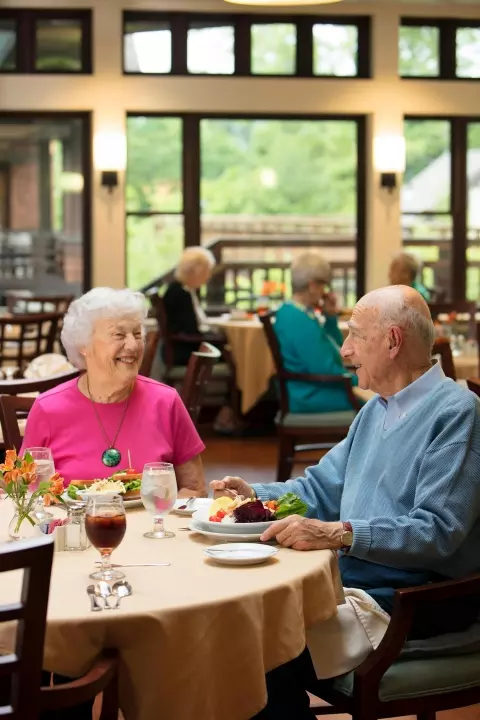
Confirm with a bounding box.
[67,468,141,501]
[208,492,308,525]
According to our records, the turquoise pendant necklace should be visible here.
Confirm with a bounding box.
[86,378,133,468]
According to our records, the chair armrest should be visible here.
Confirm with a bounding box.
[40,650,118,711]
[352,574,480,696]
[279,372,362,412]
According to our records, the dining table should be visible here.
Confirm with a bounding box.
[0,499,344,720]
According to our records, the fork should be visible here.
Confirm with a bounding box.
[177,497,195,510]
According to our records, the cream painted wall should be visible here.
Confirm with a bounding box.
[1,0,480,291]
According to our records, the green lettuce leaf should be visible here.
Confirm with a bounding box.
[274,492,308,520]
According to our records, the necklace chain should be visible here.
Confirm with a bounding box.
[86,377,132,450]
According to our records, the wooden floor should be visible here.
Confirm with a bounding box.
[95,434,480,720]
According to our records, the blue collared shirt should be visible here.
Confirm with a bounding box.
[378,361,445,431]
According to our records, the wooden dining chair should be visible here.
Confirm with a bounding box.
[0,370,80,450]
[466,377,480,399]
[0,536,120,720]
[311,574,480,720]
[259,311,361,482]
[180,342,222,423]
[6,294,74,315]
[148,291,241,420]
[432,338,456,381]
[139,328,160,378]
[0,312,63,374]
[0,535,54,719]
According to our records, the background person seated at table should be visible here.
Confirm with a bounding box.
[213,286,480,718]
[163,246,235,434]
[163,246,218,365]
[20,287,206,495]
[274,251,358,413]
[388,250,430,301]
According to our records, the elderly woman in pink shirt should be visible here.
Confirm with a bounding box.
[21,287,206,495]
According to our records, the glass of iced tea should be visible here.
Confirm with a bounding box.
[85,495,127,580]
[141,462,177,539]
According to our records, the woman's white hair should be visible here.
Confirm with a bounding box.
[363,287,435,352]
[61,287,148,370]
[291,252,331,293]
[174,247,216,283]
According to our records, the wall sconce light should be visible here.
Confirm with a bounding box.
[94,131,127,194]
[374,135,406,193]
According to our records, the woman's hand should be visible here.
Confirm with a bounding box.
[209,476,254,500]
[323,292,338,316]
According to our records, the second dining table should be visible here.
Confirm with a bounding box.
[0,499,344,720]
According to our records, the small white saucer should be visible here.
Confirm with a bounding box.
[172,498,210,517]
[203,543,278,566]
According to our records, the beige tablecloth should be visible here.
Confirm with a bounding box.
[0,502,343,720]
[213,318,275,414]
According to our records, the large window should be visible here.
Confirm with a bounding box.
[402,120,452,296]
[400,18,480,79]
[0,10,91,74]
[123,12,370,78]
[0,114,91,298]
[126,114,365,308]
[402,117,480,303]
[467,123,480,301]
[126,117,184,289]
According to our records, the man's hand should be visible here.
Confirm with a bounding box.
[260,515,344,551]
[323,292,338,317]
[209,476,254,500]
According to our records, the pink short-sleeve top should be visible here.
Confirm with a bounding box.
[20,376,205,485]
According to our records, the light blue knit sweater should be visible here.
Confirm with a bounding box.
[253,380,480,609]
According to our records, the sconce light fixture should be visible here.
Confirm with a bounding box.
[374,135,406,193]
[94,131,127,193]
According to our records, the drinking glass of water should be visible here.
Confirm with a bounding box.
[141,462,177,539]
[24,447,55,520]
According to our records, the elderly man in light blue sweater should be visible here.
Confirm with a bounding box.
[211,285,480,719]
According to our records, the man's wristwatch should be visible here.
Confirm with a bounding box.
[340,521,353,551]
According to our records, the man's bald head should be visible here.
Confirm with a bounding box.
[357,285,434,355]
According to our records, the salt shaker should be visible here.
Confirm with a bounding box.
[64,503,90,551]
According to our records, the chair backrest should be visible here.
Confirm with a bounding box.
[6,294,74,315]
[0,370,80,449]
[260,309,362,416]
[0,396,35,450]
[0,369,80,396]
[147,292,173,363]
[0,312,63,373]
[259,311,291,416]
[139,329,160,378]
[466,377,480,399]
[181,342,221,423]
[432,337,456,381]
[0,536,54,719]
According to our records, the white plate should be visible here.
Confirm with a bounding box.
[61,491,142,509]
[192,508,274,534]
[189,519,263,542]
[172,498,210,517]
[204,543,278,566]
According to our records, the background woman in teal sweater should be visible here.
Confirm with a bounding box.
[274,252,358,414]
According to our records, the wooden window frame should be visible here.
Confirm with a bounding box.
[123,11,371,79]
[0,8,92,75]
[401,17,480,81]
[126,111,367,301]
